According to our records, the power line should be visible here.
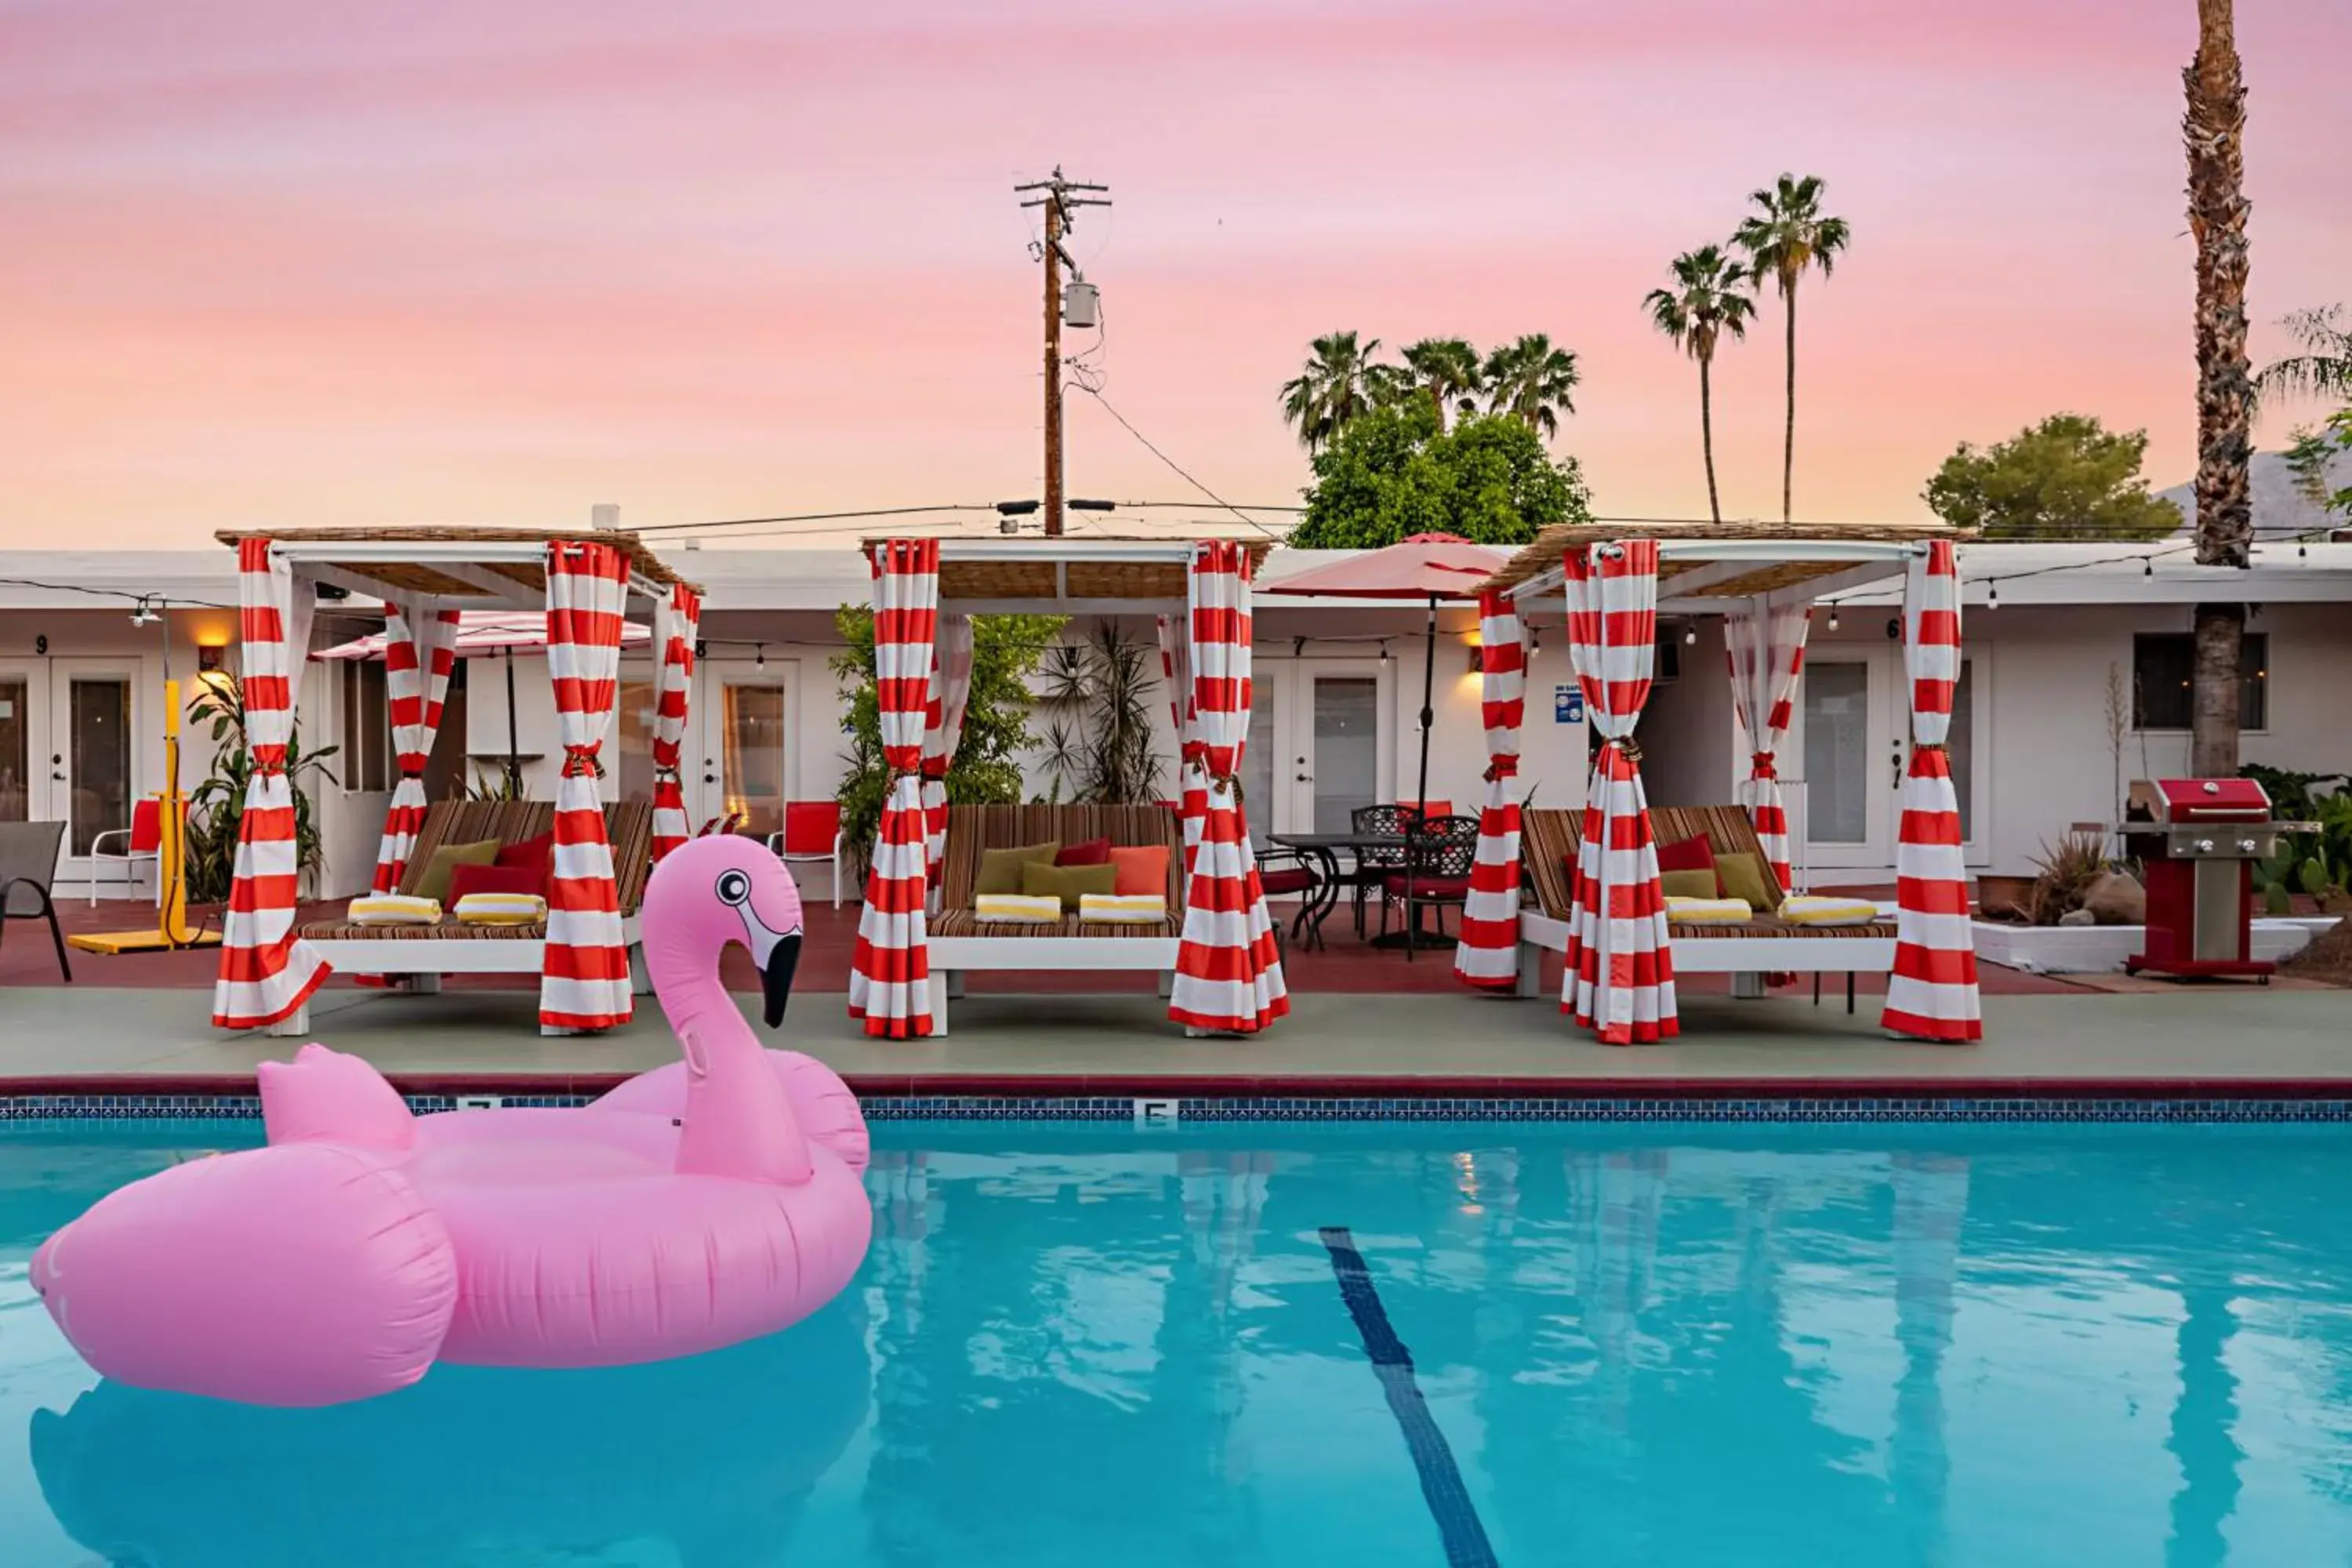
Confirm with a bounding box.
[0,577,235,611]
[1066,382,1287,539]
[631,505,996,535]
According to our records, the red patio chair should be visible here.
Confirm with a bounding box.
[766,800,846,909]
[87,796,178,906]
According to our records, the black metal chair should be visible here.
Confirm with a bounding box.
[0,820,71,981]
[1343,804,1410,938]
[1254,843,1328,951]
[1377,813,1481,958]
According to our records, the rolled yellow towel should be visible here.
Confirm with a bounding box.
[1664,895,1755,925]
[1779,895,1881,927]
[1079,892,1167,924]
[975,892,1062,924]
[453,891,547,927]
[347,894,442,927]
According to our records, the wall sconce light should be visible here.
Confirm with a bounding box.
[1468,644,1485,675]
[197,644,224,673]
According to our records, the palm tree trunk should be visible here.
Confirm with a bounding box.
[2186,0,2252,774]
[1780,278,1798,524]
[1699,352,1722,525]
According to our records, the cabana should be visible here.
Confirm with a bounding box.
[1450,521,1982,1045]
[208,528,703,1038]
[846,536,1289,1038]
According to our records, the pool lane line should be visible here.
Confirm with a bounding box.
[1318,1225,1502,1568]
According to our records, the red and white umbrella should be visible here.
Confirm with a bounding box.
[312,611,650,661]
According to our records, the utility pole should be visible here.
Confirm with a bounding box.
[1015,167,1109,536]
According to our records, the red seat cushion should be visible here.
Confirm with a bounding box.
[447,862,546,904]
[1057,837,1112,866]
[1385,873,1472,898]
[780,801,840,857]
[1655,832,1719,893]
[1258,866,1319,896]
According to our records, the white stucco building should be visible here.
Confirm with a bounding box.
[5,537,2348,902]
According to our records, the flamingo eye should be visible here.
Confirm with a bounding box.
[715,869,752,906]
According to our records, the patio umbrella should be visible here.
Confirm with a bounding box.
[1261,532,1505,820]
[313,611,652,790]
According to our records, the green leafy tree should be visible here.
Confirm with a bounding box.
[1279,331,1385,453]
[1291,398,1592,549]
[829,606,1063,871]
[1733,172,1851,522]
[1478,333,1580,439]
[1396,338,1484,430]
[2257,304,2352,408]
[182,677,339,904]
[1644,245,1758,524]
[1922,414,2183,540]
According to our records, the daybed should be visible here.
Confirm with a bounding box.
[268,798,655,1036]
[926,802,1185,1033]
[1515,804,1896,1010]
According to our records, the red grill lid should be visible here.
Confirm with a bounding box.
[2153,777,2270,820]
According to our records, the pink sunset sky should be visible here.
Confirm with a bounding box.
[4,0,2347,547]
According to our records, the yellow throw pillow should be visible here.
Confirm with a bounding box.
[975,892,1062,924]
[1078,892,1167,924]
[412,839,501,905]
[1664,895,1755,925]
[1780,895,1880,927]
[1022,859,1119,912]
[1659,868,1719,902]
[1713,851,1776,912]
[975,842,1062,898]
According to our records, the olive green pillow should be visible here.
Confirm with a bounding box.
[1659,868,1719,902]
[1022,859,1118,911]
[975,841,1061,898]
[413,838,502,905]
[1712,851,1775,912]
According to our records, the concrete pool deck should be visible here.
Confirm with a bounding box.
[3,984,2350,1098]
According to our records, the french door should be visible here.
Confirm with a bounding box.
[1239,659,1392,837]
[1795,647,1985,875]
[0,659,144,889]
[691,659,796,841]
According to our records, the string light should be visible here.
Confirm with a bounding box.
[1987,583,1998,609]
[1826,608,1841,632]
[754,643,766,670]
[1682,622,1698,645]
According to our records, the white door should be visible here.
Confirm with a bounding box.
[1795,647,1986,876]
[691,659,796,841]
[1240,659,1391,837]
[27,661,144,891]
[0,662,45,833]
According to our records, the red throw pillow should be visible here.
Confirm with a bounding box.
[1057,837,1112,866]
[1107,844,1171,898]
[494,832,554,898]
[446,862,546,904]
[1654,833,1719,894]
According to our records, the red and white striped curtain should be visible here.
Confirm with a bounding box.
[1169,541,1288,1033]
[849,539,940,1038]
[212,537,330,1029]
[920,612,975,901]
[1454,587,1526,987]
[539,539,633,1032]
[648,583,701,863]
[1155,614,1205,873]
[1725,600,1811,891]
[369,599,461,893]
[1560,540,1678,1044]
[1882,539,1982,1042]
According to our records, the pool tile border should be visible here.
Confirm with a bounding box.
[7,1091,2352,1123]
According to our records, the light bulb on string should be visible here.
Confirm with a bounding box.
[1826,606,1841,633]
[1682,622,1697,645]
[755,643,766,670]
[2144,557,2154,576]
[1987,583,1998,610]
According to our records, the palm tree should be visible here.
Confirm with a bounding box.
[1644,246,1758,524]
[2184,0,2253,776]
[1398,338,1483,430]
[1480,333,1579,439]
[1279,331,1384,452]
[1732,173,1851,523]
[2256,304,2352,408]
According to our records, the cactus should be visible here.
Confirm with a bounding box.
[2299,856,2332,897]
[2263,881,2294,915]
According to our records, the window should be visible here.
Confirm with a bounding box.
[2132,633,2267,731]
[340,659,390,791]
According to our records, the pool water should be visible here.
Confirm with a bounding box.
[7,1119,2352,1566]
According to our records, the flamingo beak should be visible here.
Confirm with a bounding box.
[737,902,804,1029]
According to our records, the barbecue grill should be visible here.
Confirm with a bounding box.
[2122,777,2285,979]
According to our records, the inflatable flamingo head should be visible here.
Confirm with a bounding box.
[643,834,806,1028]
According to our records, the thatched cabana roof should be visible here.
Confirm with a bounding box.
[217,526,695,607]
[859,536,1277,611]
[1483,519,1970,605]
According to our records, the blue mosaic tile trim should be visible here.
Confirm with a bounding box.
[6,1093,2352,1123]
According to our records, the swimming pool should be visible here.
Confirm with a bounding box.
[6,1116,2352,1566]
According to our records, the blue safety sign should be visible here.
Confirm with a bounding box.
[1555,684,1583,724]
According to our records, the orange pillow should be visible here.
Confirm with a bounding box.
[1106,844,1171,898]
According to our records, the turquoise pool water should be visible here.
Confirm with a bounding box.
[7,1118,2352,1565]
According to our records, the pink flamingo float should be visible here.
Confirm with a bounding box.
[31,835,872,1406]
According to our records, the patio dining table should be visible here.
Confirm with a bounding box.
[1265,830,1408,947]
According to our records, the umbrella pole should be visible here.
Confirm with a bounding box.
[504,648,520,797]
[1416,594,1436,817]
